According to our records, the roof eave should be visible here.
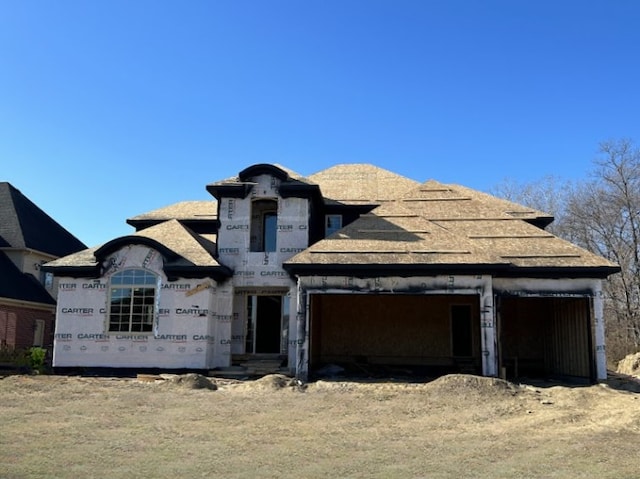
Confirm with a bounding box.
[206,183,253,200]
[283,263,621,280]
[41,264,101,278]
[239,164,290,182]
[494,265,621,280]
[164,265,233,282]
[95,236,180,263]
[282,263,511,278]
[279,182,322,200]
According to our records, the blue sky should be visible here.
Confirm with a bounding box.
[2,1,639,247]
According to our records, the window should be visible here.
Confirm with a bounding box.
[33,319,45,347]
[325,214,342,237]
[250,199,278,252]
[44,272,54,290]
[108,269,157,332]
[263,212,277,252]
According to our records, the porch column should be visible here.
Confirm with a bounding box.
[211,284,233,369]
[294,279,309,381]
[592,282,607,381]
[480,277,498,377]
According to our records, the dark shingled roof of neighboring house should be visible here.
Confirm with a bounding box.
[0,252,55,305]
[0,182,87,256]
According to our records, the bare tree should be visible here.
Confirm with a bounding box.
[489,175,573,237]
[491,139,640,361]
[566,139,640,357]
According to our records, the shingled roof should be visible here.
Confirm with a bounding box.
[43,163,620,281]
[0,182,86,257]
[284,179,620,278]
[400,180,554,228]
[126,200,218,232]
[44,220,230,281]
[0,252,55,305]
[308,164,420,205]
[128,201,217,222]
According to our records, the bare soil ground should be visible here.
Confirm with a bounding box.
[1,372,640,479]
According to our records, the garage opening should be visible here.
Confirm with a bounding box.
[309,294,481,378]
[498,296,594,381]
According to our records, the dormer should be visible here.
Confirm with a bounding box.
[206,164,322,277]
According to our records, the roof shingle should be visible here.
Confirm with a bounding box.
[0,182,86,256]
[0,252,55,305]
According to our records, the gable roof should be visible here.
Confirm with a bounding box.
[308,164,420,205]
[0,182,86,257]
[284,180,620,278]
[44,220,231,281]
[0,252,55,305]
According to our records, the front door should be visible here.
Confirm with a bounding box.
[246,295,283,354]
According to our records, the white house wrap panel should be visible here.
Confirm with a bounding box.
[53,245,220,369]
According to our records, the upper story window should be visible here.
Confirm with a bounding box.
[325,214,342,237]
[43,272,54,290]
[108,269,157,333]
[250,199,278,252]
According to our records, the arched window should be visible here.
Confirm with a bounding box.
[108,269,157,332]
[250,199,278,252]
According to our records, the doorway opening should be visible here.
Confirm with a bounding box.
[245,295,284,354]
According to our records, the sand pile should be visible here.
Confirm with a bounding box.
[616,352,640,377]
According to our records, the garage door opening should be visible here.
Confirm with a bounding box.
[498,296,594,382]
[309,294,481,378]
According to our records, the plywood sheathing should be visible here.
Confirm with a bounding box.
[127,200,217,222]
[314,294,480,364]
[287,178,618,271]
[399,180,615,269]
[45,220,222,268]
[404,180,552,221]
[129,220,220,266]
[308,164,421,204]
[288,201,497,266]
[42,246,101,268]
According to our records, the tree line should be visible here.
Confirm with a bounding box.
[491,138,640,364]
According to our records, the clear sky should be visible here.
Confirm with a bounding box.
[2,1,639,247]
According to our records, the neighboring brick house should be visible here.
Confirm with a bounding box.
[0,183,86,349]
[44,164,619,381]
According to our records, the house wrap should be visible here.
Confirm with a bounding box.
[44,163,619,381]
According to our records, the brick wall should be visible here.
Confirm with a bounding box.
[0,304,55,349]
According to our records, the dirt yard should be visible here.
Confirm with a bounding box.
[1,372,639,479]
